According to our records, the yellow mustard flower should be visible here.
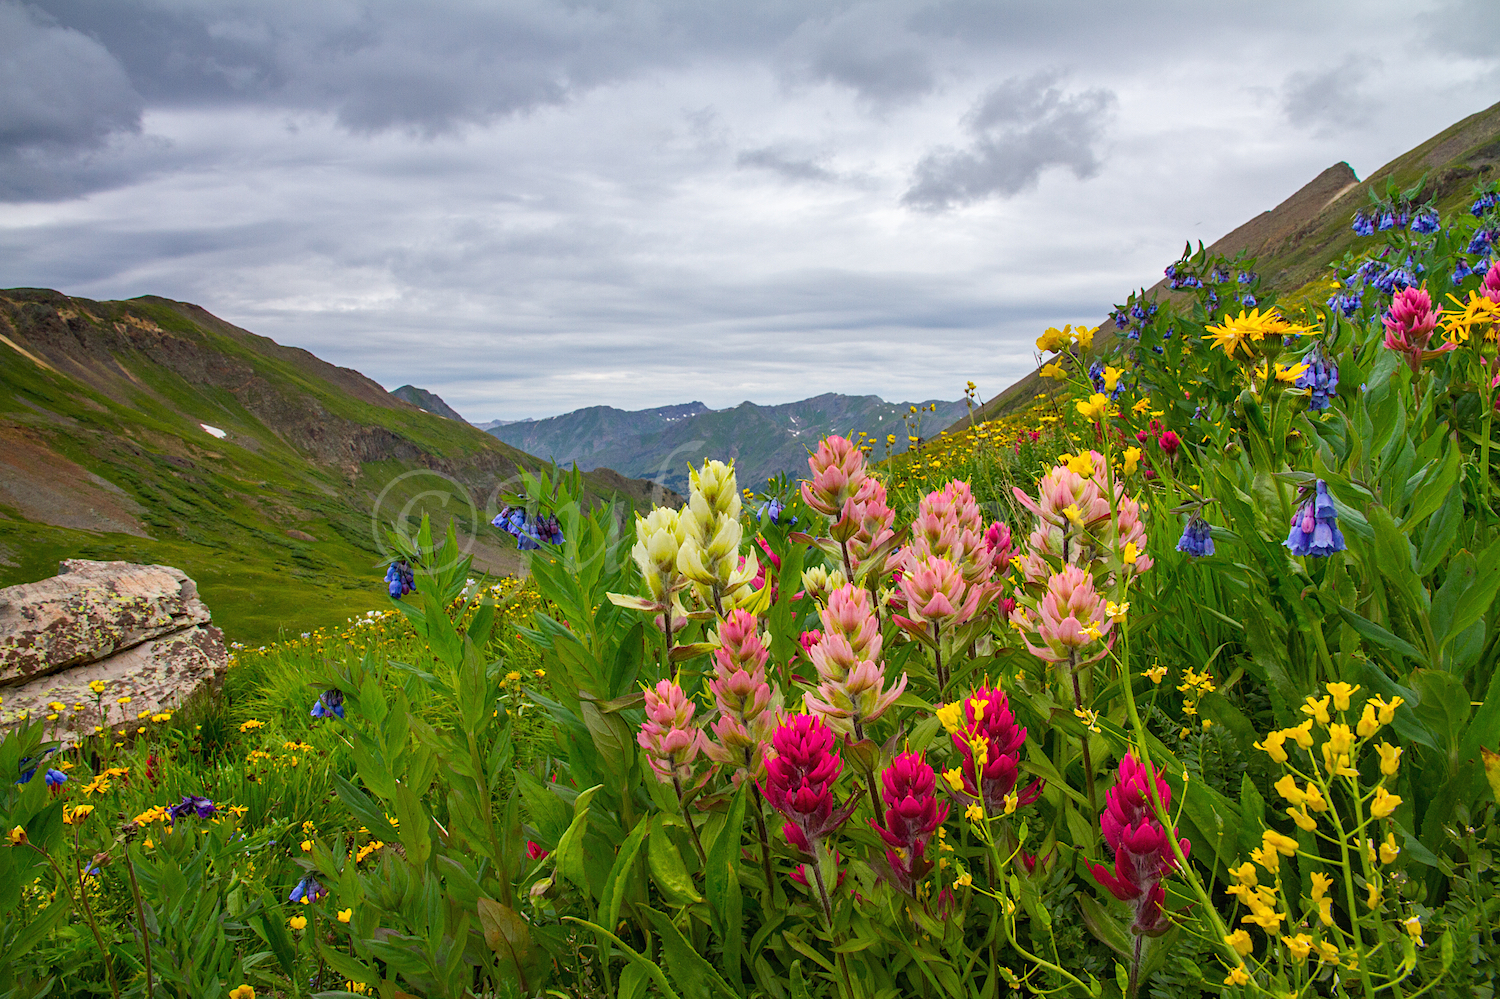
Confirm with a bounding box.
[1325,682,1359,712]
[289,915,307,931]
[1370,786,1401,819]
[1376,742,1402,775]
[1225,929,1253,956]
[1075,394,1111,422]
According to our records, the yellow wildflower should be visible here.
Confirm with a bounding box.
[89,680,107,694]
[1357,703,1380,738]
[1036,327,1071,352]
[1372,695,1403,725]
[1273,773,1305,805]
[965,803,984,822]
[1263,829,1298,857]
[1379,832,1400,864]
[289,915,308,931]
[1303,782,1327,813]
[1076,393,1111,421]
[1106,600,1129,622]
[1072,324,1097,349]
[1254,729,1289,763]
[1326,724,1354,756]
[1122,446,1141,474]
[239,719,264,733]
[63,805,94,825]
[935,701,964,734]
[1285,934,1312,962]
[338,908,353,923]
[942,768,965,794]
[1039,362,1067,380]
[1102,366,1124,392]
[1365,880,1381,910]
[1404,916,1423,946]
[1003,792,1019,815]
[1229,862,1258,887]
[1370,786,1401,819]
[8,826,25,845]
[301,839,313,853]
[1122,542,1139,565]
[1287,805,1317,832]
[1223,966,1250,986]
[954,871,973,888]
[1225,929,1253,956]
[1062,504,1085,527]
[1325,682,1359,712]
[1144,664,1168,684]
[1287,720,1315,750]
[1376,742,1402,775]
[1202,308,1310,358]
[1301,695,1331,725]
[229,987,256,999]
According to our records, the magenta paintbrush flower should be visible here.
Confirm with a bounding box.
[637,677,710,785]
[761,713,856,856]
[870,751,949,896]
[1383,285,1454,373]
[1088,753,1190,935]
[941,685,1043,815]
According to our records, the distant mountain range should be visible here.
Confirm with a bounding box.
[485,394,970,494]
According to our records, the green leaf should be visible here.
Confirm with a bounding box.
[648,814,703,905]
[602,817,650,935]
[1408,670,1471,756]
[1401,439,1459,531]
[705,784,746,993]
[1434,537,1500,652]
[1429,549,1476,654]
[1417,487,1462,575]
[556,784,604,899]
[330,774,393,839]
[477,897,538,990]
[580,700,634,784]
[1076,893,1131,960]
[1336,605,1427,666]
[563,917,681,999]
[516,770,570,845]
[641,906,740,999]
[251,891,299,981]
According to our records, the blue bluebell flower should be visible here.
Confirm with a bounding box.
[1468,230,1495,255]
[1410,208,1440,235]
[1175,516,1214,558]
[1163,263,1179,280]
[310,689,345,720]
[1471,192,1499,217]
[1326,291,1362,317]
[1377,210,1404,232]
[1452,259,1473,283]
[1295,344,1339,411]
[168,795,217,821]
[1111,308,1130,330]
[1088,360,1106,393]
[1209,267,1231,284]
[1284,480,1345,557]
[1130,303,1148,322]
[1126,326,1140,340]
[1206,290,1219,310]
[289,876,327,905]
[1237,271,1257,285]
[1240,294,1258,308]
[1352,212,1375,237]
[44,768,67,788]
[384,561,414,598]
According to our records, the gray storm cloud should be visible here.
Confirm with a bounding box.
[903,74,1117,210]
[0,0,1494,419]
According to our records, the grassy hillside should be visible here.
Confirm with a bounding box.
[956,99,1500,430]
[0,290,670,643]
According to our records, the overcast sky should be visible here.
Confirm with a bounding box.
[2,1,1496,422]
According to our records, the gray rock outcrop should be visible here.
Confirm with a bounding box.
[0,560,227,742]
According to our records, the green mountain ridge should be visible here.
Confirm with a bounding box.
[488,393,969,494]
[957,99,1500,429]
[0,290,671,643]
[391,384,467,422]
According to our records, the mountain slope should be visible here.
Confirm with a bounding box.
[956,99,1500,430]
[0,290,670,642]
[490,393,967,493]
[391,384,467,422]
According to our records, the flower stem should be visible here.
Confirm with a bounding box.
[672,773,707,865]
[123,851,155,999]
[1069,648,1097,813]
[749,779,775,894]
[1127,931,1144,999]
